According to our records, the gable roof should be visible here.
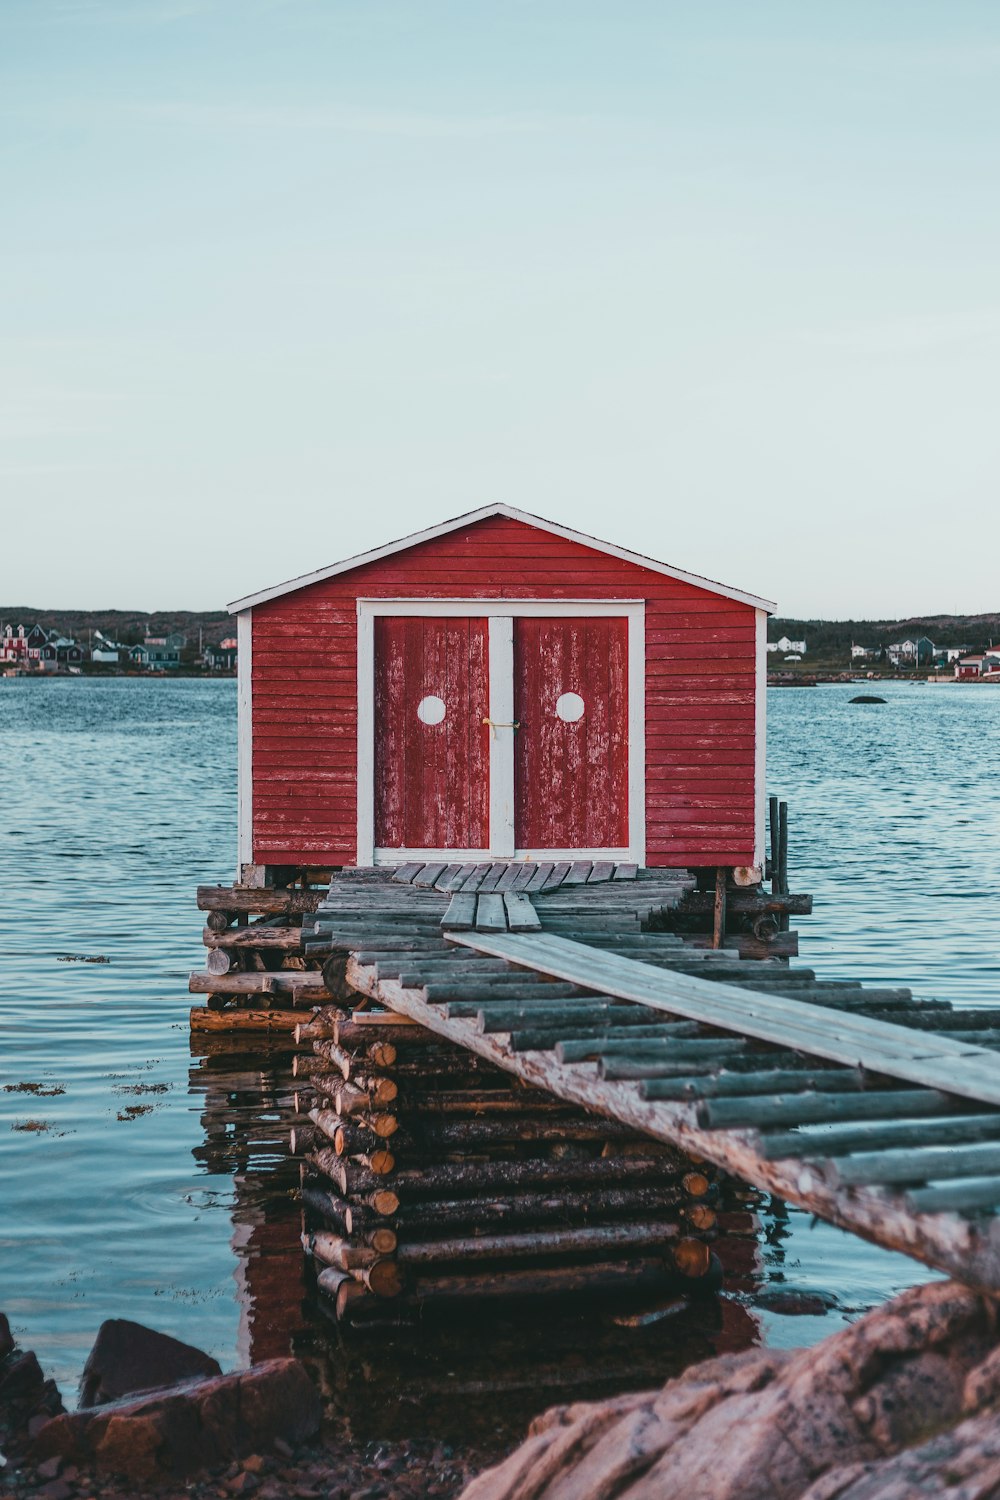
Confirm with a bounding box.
[228,503,775,614]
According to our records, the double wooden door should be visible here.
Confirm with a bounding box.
[372,613,629,857]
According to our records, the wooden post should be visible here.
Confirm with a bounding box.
[769,796,780,893]
[778,800,789,896]
[712,867,727,950]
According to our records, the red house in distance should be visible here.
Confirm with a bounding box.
[229,505,774,883]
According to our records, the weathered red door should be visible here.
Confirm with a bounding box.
[373,617,490,850]
[513,617,629,850]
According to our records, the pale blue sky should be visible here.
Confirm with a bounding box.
[3,1,998,616]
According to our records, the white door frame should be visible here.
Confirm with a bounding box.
[356,598,646,866]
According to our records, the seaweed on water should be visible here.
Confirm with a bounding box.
[116,1104,153,1121]
[3,1081,66,1096]
[112,1082,171,1096]
[56,954,111,963]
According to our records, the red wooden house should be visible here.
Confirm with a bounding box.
[229,505,773,882]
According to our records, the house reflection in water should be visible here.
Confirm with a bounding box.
[188,1035,308,1366]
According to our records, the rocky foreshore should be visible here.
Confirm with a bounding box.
[0,1316,483,1500]
[7,1283,1000,1500]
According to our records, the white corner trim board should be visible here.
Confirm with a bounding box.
[754,608,768,870]
[236,609,253,873]
[355,598,646,865]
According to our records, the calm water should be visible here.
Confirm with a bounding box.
[2,677,999,1411]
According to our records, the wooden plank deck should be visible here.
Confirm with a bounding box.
[302,866,1000,1292]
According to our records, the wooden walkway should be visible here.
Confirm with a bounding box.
[306,865,1000,1292]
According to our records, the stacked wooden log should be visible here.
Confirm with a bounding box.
[658,878,811,959]
[189,877,338,1032]
[295,1004,726,1323]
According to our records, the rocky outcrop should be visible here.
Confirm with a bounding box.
[79,1318,222,1407]
[29,1357,321,1484]
[461,1281,1000,1500]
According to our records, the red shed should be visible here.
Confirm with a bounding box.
[229,505,774,880]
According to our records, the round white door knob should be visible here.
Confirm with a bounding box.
[555,692,585,722]
[417,695,446,725]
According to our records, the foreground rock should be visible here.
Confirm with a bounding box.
[79,1319,222,1408]
[0,1314,65,1466]
[28,1358,320,1485]
[461,1280,1000,1499]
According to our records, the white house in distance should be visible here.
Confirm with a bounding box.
[766,636,806,654]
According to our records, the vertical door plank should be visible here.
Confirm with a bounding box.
[514,618,629,851]
[373,617,489,850]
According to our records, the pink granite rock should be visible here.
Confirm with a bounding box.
[461,1281,1000,1500]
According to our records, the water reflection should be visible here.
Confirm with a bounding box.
[187,1036,307,1367]
[186,1033,770,1445]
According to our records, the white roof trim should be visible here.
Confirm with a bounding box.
[228,503,776,613]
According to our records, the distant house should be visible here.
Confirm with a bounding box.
[767,636,806,654]
[888,636,936,667]
[205,636,237,671]
[941,646,970,663]
[955,652,1000,679]
[39,636,83,672]
[91,630,127,665]
[24,624,48,664]
[1,625,28,663]
[851,645,873,660]
[131,632,185,668]
[40,635,85,671]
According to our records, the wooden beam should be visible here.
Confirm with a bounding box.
[447,931,1000,1111]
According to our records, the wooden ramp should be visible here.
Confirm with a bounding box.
[305,866,1000,1293]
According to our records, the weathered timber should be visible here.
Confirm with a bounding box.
[759,1113,1000,1161]
[351,1184,704,1234]
[829,1141,1000,1188]
[352,1259,404,1298]
[203,925,303,949]
[303,1231,380,1271]
[639,1067,866,1100]
[410,1258,673,1302]
[441,893,476,930]
[450,930,1000,1110]
[679,890,814,916]
[397,1219,682,1265]
[904,1179,1000,1216]
[712,867,727,950]
[505,893,542,932]
[190,971,333,999]
[307,1151,401,1213]
[508,1022,704,1052]
[189,1006,305,1033]
[197,885,322,914]
[328,1152,689,1199]
[698,1089,960,1131]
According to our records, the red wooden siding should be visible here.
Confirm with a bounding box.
[514,617,628,850]
[373,616,490,850]
[250,513,758,866]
